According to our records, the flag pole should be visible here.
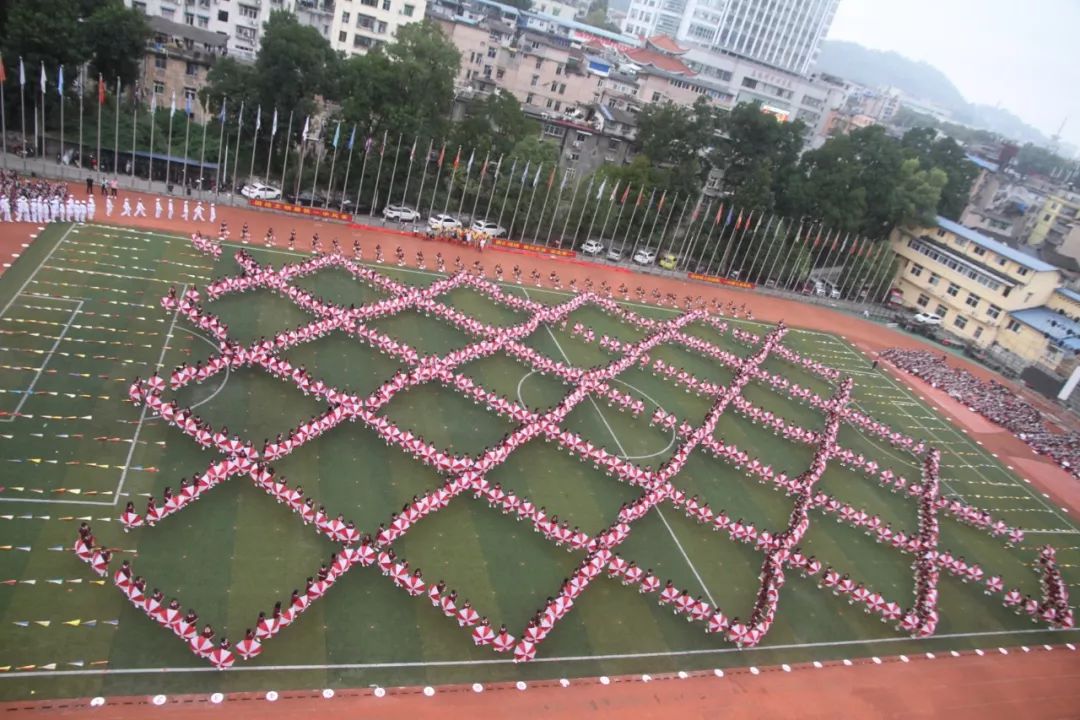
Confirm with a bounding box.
[0,58,7,170]
[58,65,64,177]
[440,144,457,217]
[278,110,293,195]
[469,150,488,221]
[96,76,104,179]
[231,101,244,199]
[557,172,585,248]
[213,98,225,197]
[130,90,138,184]
[581,178,607,248]
[482,154,501,221]
[506,161,530,239]
[412,138,432,211]
[593,181,620,248]
[784,224,819,291]
[164,92,175,189]
[457,148,474,219]
[535,167,558,245]
[113,77,120,179]
[264,108,277,185]
[520,164,543,242]
[148,94,156,191]
[399,136,417,207]
[694,208,725,275]
[196,98,208,196]
[659,194,685,259]
[380,133,402,215]
[756,219,793,286]
[628,189,657,258]
[339,124,356,212]
[353,133,372,214]
[181,95,192,189]
[495,157,516,229]
[677,198,710,271]
[427,142,445,220]
[39,63,46,162]
[18,58,27,171]
[705,210,737,275]
[77,64,84,175]
[324,120,341,209]
[248,105,260,186]
[369,129,389,217]
[308,122,323,205]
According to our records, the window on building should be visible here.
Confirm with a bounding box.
[965,292,980,309]
[238,4,259,19]
[339,30,347,42]
[916,293,929,308]
[546,98,554,109]
[1017,267,1029,276]
[376,20,387,33]
[535,58,542,69]
[946,282,960,297]
[197,15,209,27]
[218,9,228,20]
[153,81,165,95]
[133,1,147,12]
[525,93,534,105]
[161,6,175,18]
[909,263,923,277]
[553,101,561,111]
[1007,319,1021,333]
[986,304,1001,320]
[651,91,661,102]
[342,10,350,23]
[972,245,986,256]
[556,64,563,76]
[360,0,377,7]
[608,138,619,150]
[531,74,539,86]
[382,0,391,10]
[487,46,497,58]
[953,315,968,330]
[935,304,948,317]
[154,54,167,70]
[973,326,983,340]
[184,12,195,24]
[496,68,504,80]
[185,61,200,76]
[353,34,374,48]
[1044,213,1052,221]
[403,3,415,15]
[928,272,940,286]
[356,13,376,28]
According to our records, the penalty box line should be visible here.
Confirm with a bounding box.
[522,287,718,609]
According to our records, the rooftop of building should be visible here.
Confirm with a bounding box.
[965,153,1000,174]
[147,15,228,49]
[936,216,1059,273]
[1056,287,1080,304]
[621,45,693,75]
[646,35,687,55]
[1009,306,1080,351]
[596,103,637,126]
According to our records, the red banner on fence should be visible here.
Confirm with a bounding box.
[249,199,352,223]
[492,238,577,258]
[687,272,755,290]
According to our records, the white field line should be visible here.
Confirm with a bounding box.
[523,288,718,608]
[111,282,188,507]
[0,224,77,321]
[0,626,1075,679]
[0,297,84,423]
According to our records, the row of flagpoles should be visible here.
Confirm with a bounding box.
[0,57,897,304]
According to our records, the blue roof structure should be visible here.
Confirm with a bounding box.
[1009,307,1080,351]
[936,216,1058,273]
[1057,287,1080,304]
[965,154,1000,173]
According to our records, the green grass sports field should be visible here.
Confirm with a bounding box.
[0,222,1076,701]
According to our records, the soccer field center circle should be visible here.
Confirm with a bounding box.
[515,369,679,460]
[0,221,1075,703]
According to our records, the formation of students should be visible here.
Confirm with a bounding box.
[77,242,1071,671]
[882,349,1080,477]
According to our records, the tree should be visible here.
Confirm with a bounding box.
[901,128,978,220]
[201,58,258,119]
[81,0,148,86]
[714,102,804,213]
[252,11,339,121]
[1014,143,1072,178]
[1,0,85,72]
[451,90,533,157]
[581,0,621,33]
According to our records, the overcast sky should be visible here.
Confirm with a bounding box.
[827,0,1080,152]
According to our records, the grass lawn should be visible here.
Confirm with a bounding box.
[0,223,1075,702]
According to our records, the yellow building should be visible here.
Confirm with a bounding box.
[996,288,1080,371]
[891,216,1062,353]
[1026,191,1080,247]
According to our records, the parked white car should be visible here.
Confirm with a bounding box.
[428,214,462,230]
[606,246,624,261]
[580,238,606,256]
[383,204,421,222]
[913,312,943,326]
[633,248,657,265]
[240,182,281,200]
[470,220,506,237]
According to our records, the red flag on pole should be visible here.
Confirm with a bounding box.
[813,228,823,247]
[98,74,105,105]
[734,210,744,230]
[437,144,445,167]
[657,191,666,211]
[547,166,555,189]
[452,146,460,170]
[714,203,724,224]
[620,185,630,204]
[0,56,6,84]
[634,187,644,207]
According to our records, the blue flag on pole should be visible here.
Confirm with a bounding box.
[57,65,63,96]
[724,207,734,226]
[332,122,341,148]
[185,94,192,116]
[218,98,226,123]
[347,125,356,150]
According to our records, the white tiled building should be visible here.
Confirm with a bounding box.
[328,0,427,54]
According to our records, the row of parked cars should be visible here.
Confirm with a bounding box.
[579,239,679,269]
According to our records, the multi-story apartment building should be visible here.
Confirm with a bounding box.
[622,0,839,76]
[1026,191,1080,248]
[891,216,1066,360]
[329,0,428,54]
[997,287,1080,371]
[140,15,228,123]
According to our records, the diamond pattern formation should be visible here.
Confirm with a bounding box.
[73,249,1071,669]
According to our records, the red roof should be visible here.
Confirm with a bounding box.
[646,34,687,55]
[623,46,693,75]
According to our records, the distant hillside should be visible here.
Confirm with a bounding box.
[815,40,967,112]
[814,40,1048,145]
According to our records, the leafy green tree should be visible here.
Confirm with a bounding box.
[253,11,339,122]
[901,128,978,220]
[1,0,85,72]
[581,0,621,33]
[201,58,258,119]
[1014,142,1072,178]
[451,90,533,157]
[82,0,148,86]
[714,102,804,212]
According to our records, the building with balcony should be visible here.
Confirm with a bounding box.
[328,0,428,55]
[890,216,1065,359]
[996,287,1080,372]
[140,15,228,122]
[1026,191,1080,248]
[128,0,337,62]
